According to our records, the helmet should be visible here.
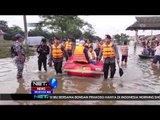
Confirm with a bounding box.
[15,34,24,39]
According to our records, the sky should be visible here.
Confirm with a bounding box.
[0,15,160,38]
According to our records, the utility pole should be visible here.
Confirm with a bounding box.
[134,29,138,49]
[23,15,29,53]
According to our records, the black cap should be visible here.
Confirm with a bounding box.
[105,34,111,39]
[15,34,24,39]
[54,36,60,40]
[41,38,47,43]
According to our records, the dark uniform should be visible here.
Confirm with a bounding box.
[14,34,25,79]
[37,39,50,72]
[98,35,120,80]
[94,47,101,59]
[48,38,54,67]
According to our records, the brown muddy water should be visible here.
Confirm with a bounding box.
[0,41,160,105]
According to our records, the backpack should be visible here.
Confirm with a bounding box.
[10,44,17,57]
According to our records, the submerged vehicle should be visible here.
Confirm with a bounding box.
[23,36,45,46]
[63,56,103,77]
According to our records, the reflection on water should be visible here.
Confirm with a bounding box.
[16,79,28,94]
[0,41,160,105]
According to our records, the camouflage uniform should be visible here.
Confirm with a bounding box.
[14,41,25,78]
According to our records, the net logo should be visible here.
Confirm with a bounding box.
[33,94,49,100]
[31,78,58,94]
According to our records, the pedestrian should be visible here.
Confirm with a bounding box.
[120,41,129,64]
[13,34,25,79]
[37,38,50,72]
[152,42,160,66]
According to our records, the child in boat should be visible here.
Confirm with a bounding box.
[88,46,97,64]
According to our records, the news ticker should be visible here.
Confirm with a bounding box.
[0,94,160,100]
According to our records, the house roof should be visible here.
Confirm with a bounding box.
[126,17,160,30]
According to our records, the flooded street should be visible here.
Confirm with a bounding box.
[0,41,160,105]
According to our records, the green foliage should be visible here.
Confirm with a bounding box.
[4,25,24,40]
[0,20,9,32]
[113,33,130,45]
[0,47,11,58]
[28,28,53,39]
[0,16,102,43]
[39,15,95,39]
[0,40,13,58]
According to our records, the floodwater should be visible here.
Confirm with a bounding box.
[0,41,160,105]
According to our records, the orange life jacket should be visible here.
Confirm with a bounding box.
[73,45,88,63]
[65,41,72,51]
[102,43,115,58]
[51,44,63,58]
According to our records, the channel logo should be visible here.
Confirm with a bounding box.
[31,78,58,94]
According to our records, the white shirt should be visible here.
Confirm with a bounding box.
[88,51,96,60]
[155,45,160,56]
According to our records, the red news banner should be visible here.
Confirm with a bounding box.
[1,94,160,100]
[31,87,52,91]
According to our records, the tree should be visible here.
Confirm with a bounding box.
[93,36,102,41]
[39,15,95,39]
[0,20,9,32]
[113,33,130,45]
[4,25,24,40]
[28,28,52,39]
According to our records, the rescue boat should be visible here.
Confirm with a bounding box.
[63,56,104,77]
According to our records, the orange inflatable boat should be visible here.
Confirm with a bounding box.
[63,56,103,77]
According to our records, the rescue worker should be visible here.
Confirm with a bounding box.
[88,46,97,64]
[98,35,120,80]
[14,34,25,79]
[65,37,74,60]
[73,40,89,63]
[51,36,68,75]
[37,38,50,72]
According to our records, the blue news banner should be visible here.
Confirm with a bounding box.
[1,94,160,100]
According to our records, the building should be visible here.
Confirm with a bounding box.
[126,17,160,47]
